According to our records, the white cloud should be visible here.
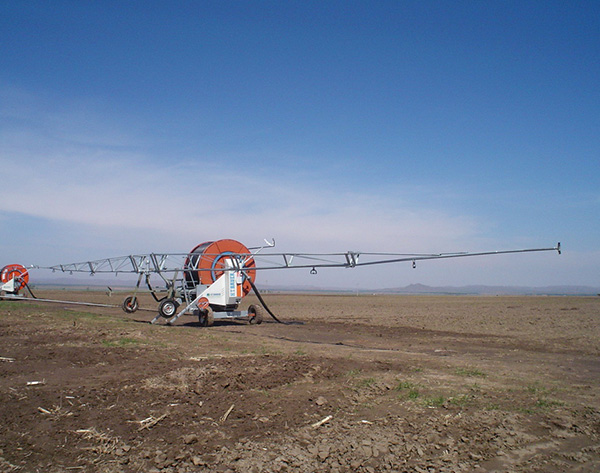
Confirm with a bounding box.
[0,150,479,248]
[2,149,573,287]
[0,87,590,287]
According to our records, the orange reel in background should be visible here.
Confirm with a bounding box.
[184,239,256,296]
[1,264,30,292]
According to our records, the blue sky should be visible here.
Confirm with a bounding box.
[1,1,598,288]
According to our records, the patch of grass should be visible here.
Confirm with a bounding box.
[527,382,549,394]
[357,377,377,388]
[294,348,307,356]
[101,337,141,347]
[535,397,565,409]
[58,309,103,320]
[518,396,566,414]
[395,381,421,401]
[250,345,282,356]
[252,345,269,355]
[422,395,446,408]
[0,301,28,310]
[395,381,415,391]
[448,393,473,407]
[455,367,486,378]
[346,368,362,377]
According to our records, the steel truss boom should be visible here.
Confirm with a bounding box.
[5,239,560,327]
[37,242,561,276]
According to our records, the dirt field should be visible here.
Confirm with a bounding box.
[1,290,599,472]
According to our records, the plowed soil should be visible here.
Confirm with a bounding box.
[1,290,599,472]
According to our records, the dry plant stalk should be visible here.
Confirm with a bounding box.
[312,415,333,428]
[38,405,72,419]
[75,427,120,454]
[220,404,235,423]
[138,413,168,431]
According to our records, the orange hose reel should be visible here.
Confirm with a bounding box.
[184,239,256,296]
[1,264,30,292]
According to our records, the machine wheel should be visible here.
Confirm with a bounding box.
[248,304,263,325]
[199,307,214,327]
[122,296,139,313]
[158,298,179,318]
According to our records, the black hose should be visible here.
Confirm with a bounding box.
[145,275,166,303]
[24,281,37,299]
[247,277,285,324]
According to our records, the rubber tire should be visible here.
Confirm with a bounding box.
[122,296,139,314]
[158,298,179,318]
[199,307,214,327]
[248,304,263,325]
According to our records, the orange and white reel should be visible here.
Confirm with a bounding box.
[1,264,29,294]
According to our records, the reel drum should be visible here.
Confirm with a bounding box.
[1,264,30,293]
[184,239,256,296]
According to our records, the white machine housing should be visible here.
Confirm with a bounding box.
[1,278,16,294]
[195,258,245,310]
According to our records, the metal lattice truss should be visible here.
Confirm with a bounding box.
[41,243,561,276]
[7,240,560,326]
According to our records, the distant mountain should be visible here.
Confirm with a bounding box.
[379,284,600,296]
[262,283,600,296]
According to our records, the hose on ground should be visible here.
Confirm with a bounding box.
[247,277,285,324]
[24,281,37,299]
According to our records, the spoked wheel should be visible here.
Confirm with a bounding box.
[248,304,263,325]
[198,307,214,327]
[122,296,139,313]
[158,298,179,318]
